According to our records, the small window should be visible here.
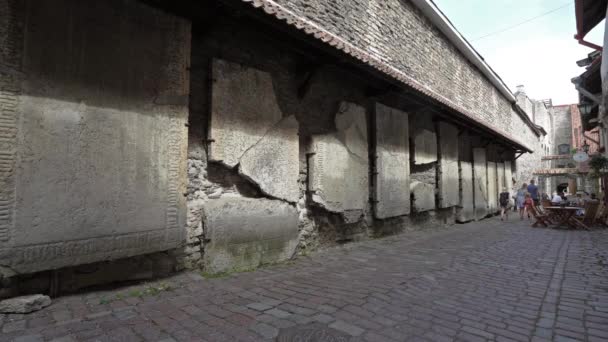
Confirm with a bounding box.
[558,144,570,155]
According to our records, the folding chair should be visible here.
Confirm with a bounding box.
[595,202,608,229]
[529,205,550,228]
[571,201,600,230]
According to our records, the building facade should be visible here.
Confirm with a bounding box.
[0,0,552,296]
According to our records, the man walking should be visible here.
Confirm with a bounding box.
[527,179,539,206]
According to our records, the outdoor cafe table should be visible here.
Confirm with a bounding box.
[544,206,583,229]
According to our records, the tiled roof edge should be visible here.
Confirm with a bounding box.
[240,0,533,152]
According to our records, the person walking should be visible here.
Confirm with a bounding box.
[516,183,527,220]
[499,187,510,221]
[527,179,539,206]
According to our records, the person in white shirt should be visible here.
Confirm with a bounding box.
[551,192,562,204]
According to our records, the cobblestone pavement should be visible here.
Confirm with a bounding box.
[2,218,608,342]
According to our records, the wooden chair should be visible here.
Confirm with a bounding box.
[529,205,551,228]
[571,201,600,230]
[541,199,552,208]
[594,202,608,229]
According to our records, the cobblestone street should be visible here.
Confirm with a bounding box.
[2,218,608,342]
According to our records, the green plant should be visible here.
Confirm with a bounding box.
[589,154,608,178]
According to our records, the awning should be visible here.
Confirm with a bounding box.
[533,168,586,176]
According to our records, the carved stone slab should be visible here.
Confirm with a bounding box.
[374,103,410,219]
[209,59,283,168]
[438,122,459,208]
[209,60,299,202]
[457,161,475,222]
[0,0,190,274]
[309,102,369,214]
[505,161,513,191]
[487,161,497,213]
[497,162,505,194]
[239,115,300,203]
[413,129,438,164]
[202,198,298,274]
[473,148,488,220]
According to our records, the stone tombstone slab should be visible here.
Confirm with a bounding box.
[505,160,513,191]
[411,181,435,212]
[457,161,475,222]
[438,122,459,208]
[209,59,299,202]
[374,103,410,219]
[487,161,498,213]
[473,148,488,220]
[202,198,298,274]
[413,129,438,164]
[0,0,190,275]
[497,162,505,194]
[309,102,369,214]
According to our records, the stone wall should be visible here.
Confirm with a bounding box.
[268,0,524,138]
[0,0,190,277]
[0,0,552,291]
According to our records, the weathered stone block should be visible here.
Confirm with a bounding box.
[497,162,505,194]
[457,161,475,222]
[202,198,298,274]
[487,161,497,213]
[410,181,435,212]
[0,0,190,275]
[438,122,459,208]
[473,148,488,219]
[413,129,437,164]
[374,103,410,219]
[309,102,369,215]
[209,59,299,202]
[505,161,513,191]
[0,295,51,314]
[239,115,300,202]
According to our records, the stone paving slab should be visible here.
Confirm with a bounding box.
[1,218,608,341]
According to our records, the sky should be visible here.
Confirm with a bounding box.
[433,0,604,105]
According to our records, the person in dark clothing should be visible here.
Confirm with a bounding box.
[499,187,510,221]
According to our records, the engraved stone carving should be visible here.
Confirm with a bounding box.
[457,161,475,222]
[202,198,298,274]
[438,122,459,208]
[309,102,369,215]
[209,59,299,202]
[473,148,488,220]
[374,103,410,219]
[0,0,189,274]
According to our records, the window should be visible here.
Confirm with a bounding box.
[558,144,570,155]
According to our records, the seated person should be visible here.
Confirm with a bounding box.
[551,192,563,204]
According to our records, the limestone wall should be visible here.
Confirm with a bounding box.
[0,0,190,276]
[0,0,549,286]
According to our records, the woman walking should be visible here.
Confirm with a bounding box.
[499,187,510,221]
[516,183,527,220]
